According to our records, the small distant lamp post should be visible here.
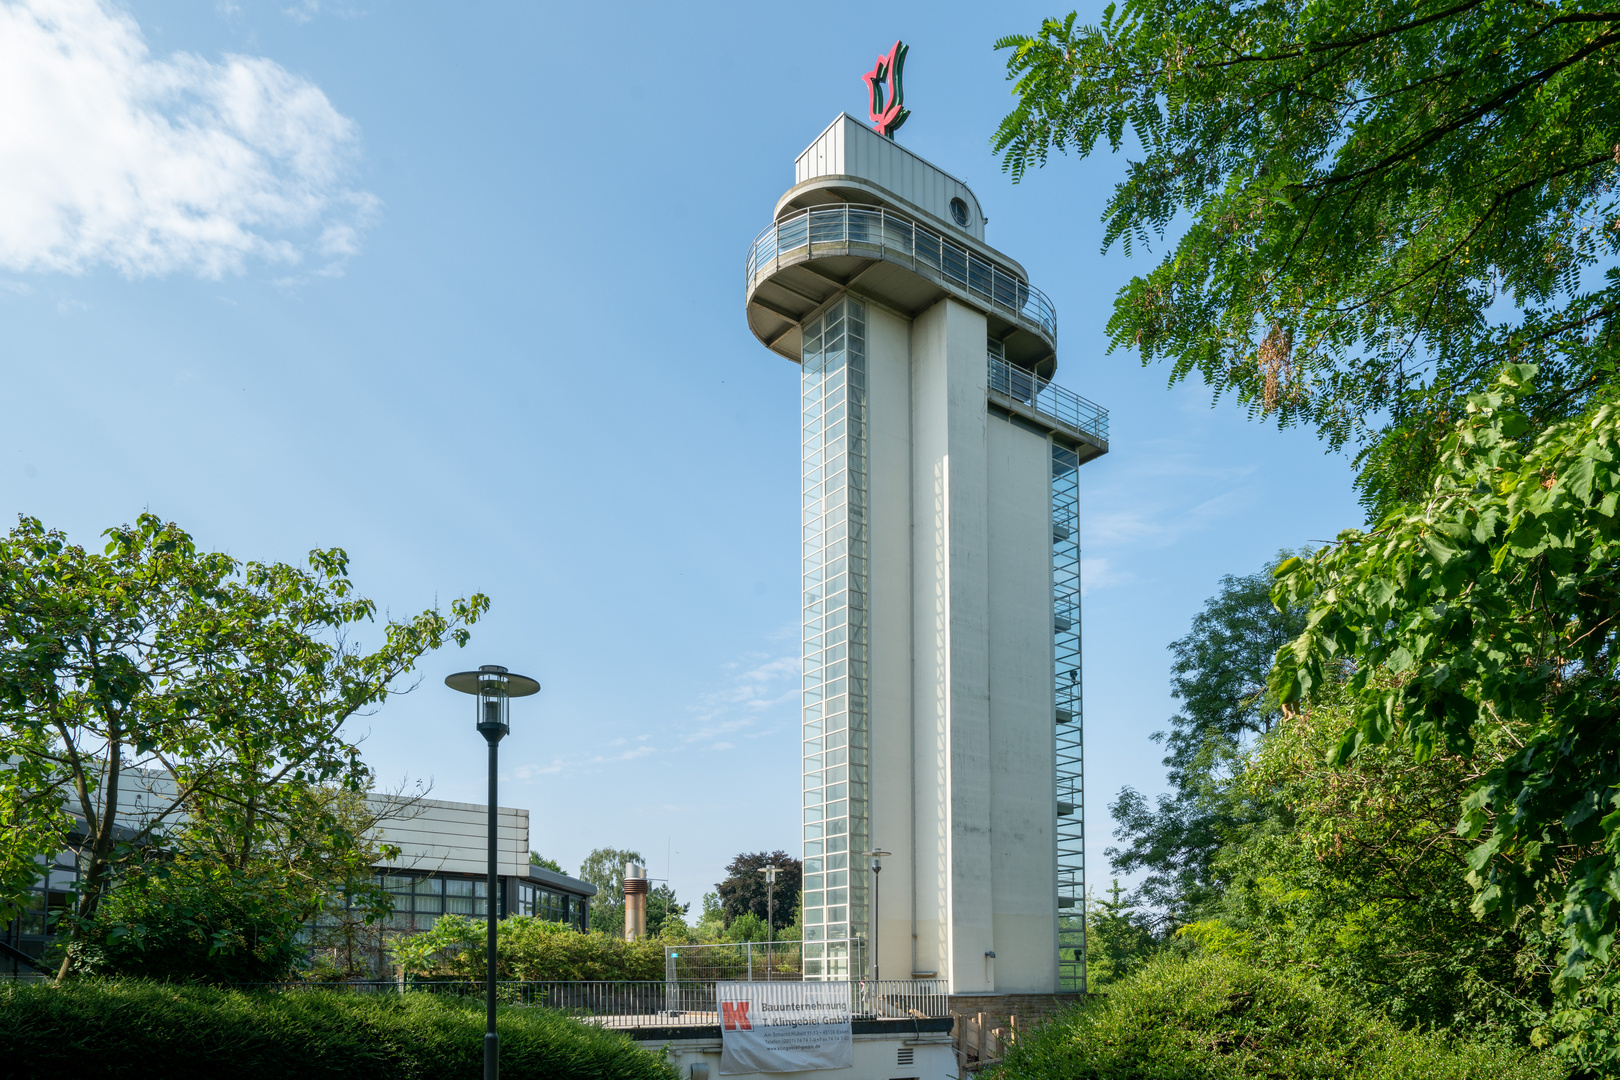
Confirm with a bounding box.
[862,849,891,986]
[446,664,540,1080]
[761,865,780,980]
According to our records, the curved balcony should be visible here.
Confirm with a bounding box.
[745,203,1058,372]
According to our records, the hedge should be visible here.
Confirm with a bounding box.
[986,952,1565,1080]
[0,979,678,1080]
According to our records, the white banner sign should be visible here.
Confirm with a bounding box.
[717,980,853,1074]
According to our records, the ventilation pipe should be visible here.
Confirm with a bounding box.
[623,862,649,941]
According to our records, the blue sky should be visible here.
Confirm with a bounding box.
[0,0,1363,908]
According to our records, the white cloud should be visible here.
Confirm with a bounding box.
[280,2,366,25]
[1080,556,1131,596]
[681,651,800,744]
[0,0,376,278]
[505,646,802,783]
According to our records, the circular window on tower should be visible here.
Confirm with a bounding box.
[949,197,970,227]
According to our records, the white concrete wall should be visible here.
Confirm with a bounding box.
[911,297,997,993]
[864,301,917,985]
[795,114,985,240]
[856,296,1058,996]
[986,413,1059,992]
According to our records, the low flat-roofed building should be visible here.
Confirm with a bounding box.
[1,786,595,977]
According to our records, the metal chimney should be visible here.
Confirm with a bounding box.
[623,862,649,941]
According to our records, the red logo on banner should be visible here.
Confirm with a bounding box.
[863,40,910,139]
[721,1001,753,1030]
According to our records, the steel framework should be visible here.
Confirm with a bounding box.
[1052,440,1085,991]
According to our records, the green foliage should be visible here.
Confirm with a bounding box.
[0,513,487,976]
[1273,368,1620,972]
[724,912,766,944]
[529,852,564,873]
[1110,552,1308,919]
[0,722,66,926]
[715,850,800,933]
[1184,690,1551,1038]
[1271,365,1620,1067]
[699,891,723,926]
[578,847,644,935]
[993,2,1620,516]
[393,915,666,981]
[645,883,687,937]
[1084,881,1159,990]
[0,979,677,1080]
[61,857,308,983]
[986,952,1559,1080]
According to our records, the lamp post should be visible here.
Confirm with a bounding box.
[446,664,540,1080]
[761,865,780,980]
[861,849,891,986]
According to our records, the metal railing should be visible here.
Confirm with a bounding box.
[988,354,1109,443]
[747,204,1058,345]
[229,978,950,1029]
[665,940,805,981]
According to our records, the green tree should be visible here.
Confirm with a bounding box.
[715,850,800,933]
[578,847,644,937]
[1109,553,1308,920]
[695,891,725,938]
[1270,365,1620,1068]
[1181,689,1550,1039]
[993,1,1620,515]
[0,514,487,977]
[724,912,767,945]
[645,884,687,937]
[1085,880,1160,990]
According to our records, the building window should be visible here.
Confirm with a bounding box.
[515,881,586,931]
[799,297,870,978]
[445,877,488,916]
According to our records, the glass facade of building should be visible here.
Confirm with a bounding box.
[380,871,491,931]
[516,879,588,931]
[799,298,871,980]
[0,852,78,975]
[1,860,590,978]
[1053,440,1086,990]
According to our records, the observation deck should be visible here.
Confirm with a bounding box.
[745,201,1059,377]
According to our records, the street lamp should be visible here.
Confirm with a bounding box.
[861,849,891,986]
[760,864,781,980]
[446,664,540,1080]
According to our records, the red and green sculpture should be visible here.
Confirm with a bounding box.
[863,40,909,139]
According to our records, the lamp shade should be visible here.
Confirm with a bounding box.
[445,668,541,697]
[445,665,540,741]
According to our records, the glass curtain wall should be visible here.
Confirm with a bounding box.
[1053,440,1086,990]
[798,298,871,980]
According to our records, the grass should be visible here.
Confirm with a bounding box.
[0,978,678,1080]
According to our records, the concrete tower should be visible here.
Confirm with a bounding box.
[744,115,1108,994]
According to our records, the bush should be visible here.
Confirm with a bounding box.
[394,915,667,981]
[986,953,1563,1080]
[0,979,677,1080]
[63,860,308,983]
